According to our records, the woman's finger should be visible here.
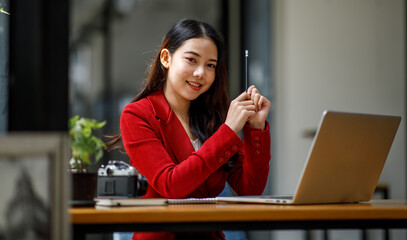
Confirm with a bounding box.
[257,95,265,111]
[247,85,256,94]
[235,91,250,101]
[252,92,260,110]
[238,100,255,106]
[258,95,271,112]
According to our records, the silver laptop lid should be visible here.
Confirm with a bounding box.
[292,111,401,204]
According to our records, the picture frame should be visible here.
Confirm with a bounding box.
[0,133,70,240]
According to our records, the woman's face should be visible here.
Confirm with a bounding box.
[161,37,218,104]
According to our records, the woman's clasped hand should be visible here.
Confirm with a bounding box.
[225,85,271,133]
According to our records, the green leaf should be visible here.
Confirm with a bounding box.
[95,148,103,162]
[82,127,92,138]
[68,115,79,129]
[94,120,107,129]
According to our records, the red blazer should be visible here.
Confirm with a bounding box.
[120,89,271,239]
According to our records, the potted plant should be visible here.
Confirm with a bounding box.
[68,115,106,206]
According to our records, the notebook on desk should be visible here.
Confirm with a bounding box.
[217,110,401,205]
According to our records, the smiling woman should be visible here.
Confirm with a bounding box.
[106,19,271,240]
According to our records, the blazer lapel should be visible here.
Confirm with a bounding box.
[147,90,194,164]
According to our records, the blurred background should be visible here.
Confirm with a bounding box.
[2,0,406,239]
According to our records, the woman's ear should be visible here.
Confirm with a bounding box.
[160,49,170,69]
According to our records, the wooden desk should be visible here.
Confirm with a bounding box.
[70,199,407,239]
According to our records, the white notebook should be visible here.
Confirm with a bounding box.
[95,197,218,206]
[167,198,218,204]
[95,198,167,206]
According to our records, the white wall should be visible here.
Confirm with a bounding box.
[272,0,405,239]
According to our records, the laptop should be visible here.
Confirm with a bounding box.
[217,110,401,205]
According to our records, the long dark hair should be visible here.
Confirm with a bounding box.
[107,19,229,150]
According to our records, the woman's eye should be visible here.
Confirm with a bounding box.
[208,64,216,69]
[186,57,196,63]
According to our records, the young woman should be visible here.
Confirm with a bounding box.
[110,19,271,240]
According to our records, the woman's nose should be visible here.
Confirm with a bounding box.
[193,66,204,79]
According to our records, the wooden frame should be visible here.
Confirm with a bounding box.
[0,133,69,240]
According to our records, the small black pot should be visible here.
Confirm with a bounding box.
[70,172,97,207]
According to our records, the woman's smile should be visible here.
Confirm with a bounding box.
[186,80,202,90]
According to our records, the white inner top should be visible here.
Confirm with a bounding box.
[191,138,202,151]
